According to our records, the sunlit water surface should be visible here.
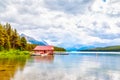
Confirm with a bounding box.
[1,53,120,80]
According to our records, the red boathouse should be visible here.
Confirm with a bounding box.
[33,46,54,55]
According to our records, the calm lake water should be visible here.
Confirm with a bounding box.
[0,52,120,80]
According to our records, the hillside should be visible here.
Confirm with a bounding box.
[54,46,66,51]
[81,45,120,51]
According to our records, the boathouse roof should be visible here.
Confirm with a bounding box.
[33,46,54,50]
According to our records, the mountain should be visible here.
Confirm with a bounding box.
[81,45,120,51]
[20,34,66,51]
[66,45,95,51]
[20,34,48,45]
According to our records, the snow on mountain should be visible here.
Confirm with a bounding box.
[20,33,48,46]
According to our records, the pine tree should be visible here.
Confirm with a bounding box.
[5,23,12,37]
[0,37,4,51]
[4,38,10,50]
[0,24,5,50]
[0,23,37,51]
[21,37,27,50]
[2,26,11,50]
[11,29,21,49]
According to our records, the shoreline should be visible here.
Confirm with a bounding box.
[0,50,30,58]
[54,51,120,55]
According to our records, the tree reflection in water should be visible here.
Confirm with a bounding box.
[0,57,27,80]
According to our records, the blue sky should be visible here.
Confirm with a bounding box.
[0,0,120,49]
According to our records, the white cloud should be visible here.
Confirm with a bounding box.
[0,0,120,49]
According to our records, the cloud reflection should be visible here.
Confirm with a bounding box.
[12,54,120,80]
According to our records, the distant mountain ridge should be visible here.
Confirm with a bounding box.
[20,34,120,52]
[81,45,120,51]
[66,45,95,51]
[20,34,48,46]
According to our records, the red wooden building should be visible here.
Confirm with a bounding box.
[33,46,54,55]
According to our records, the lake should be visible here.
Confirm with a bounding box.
[0,52,120,80]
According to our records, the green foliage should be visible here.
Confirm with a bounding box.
[0,24,5,47]
[54,46,66,51]
[0,49,30,58]
[26,44,37,51]
[82,45,120,51]
[20,37,27,50]
[0,23,35,51]
[0,37,4,46]
[0,46,4,51]
[4,39,11,50]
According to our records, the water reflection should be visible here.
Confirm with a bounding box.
[32,55,54,63]
[0,57,27,80]
[1,54,120,80]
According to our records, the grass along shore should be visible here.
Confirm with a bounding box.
[0,49,30,58]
